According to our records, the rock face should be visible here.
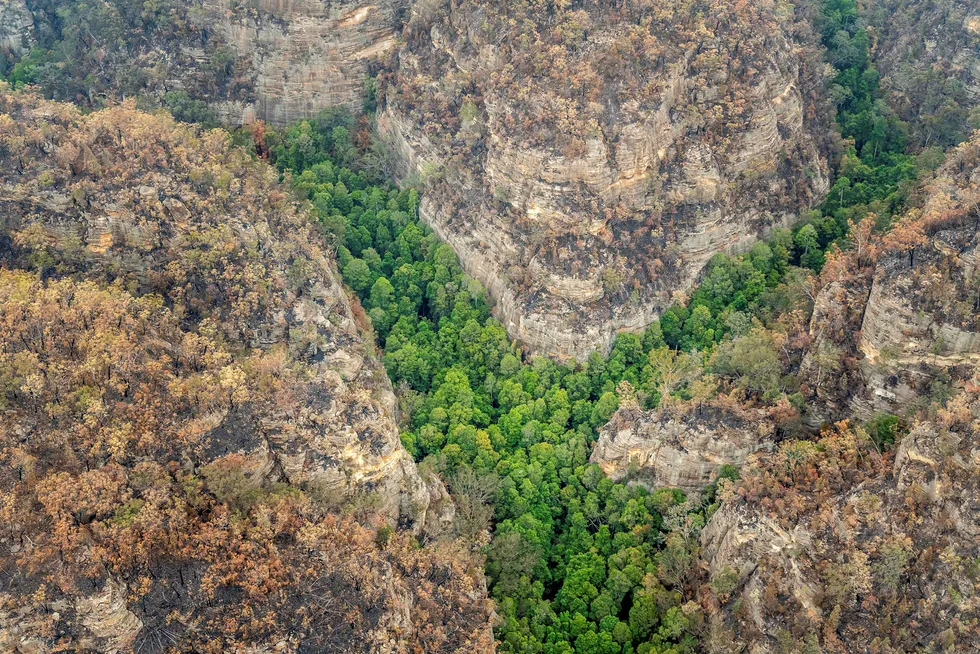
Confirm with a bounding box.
[698,397,980,652]
[0,578,142,653]
[854,228,980,418]
[798,268,875,425]
[0,0,32,60]
[802,135,980,423]
[380,0,832,359]
[855,136,980,417]
[203,0,408,123]
[591,402,776,492]
[2,0,405,124]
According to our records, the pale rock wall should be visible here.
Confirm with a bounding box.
[590,403,775,492]
[851,136,980,419]
[0,0,32,57]
[802,135,980,424]
[798,274,874,426]
[699,501,821,641]
[381,0,832,360]
[0,0,402,124]
[853,226,980,418]
[0,580,141,654]
[204,0,407,124]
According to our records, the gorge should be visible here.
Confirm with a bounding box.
[1,0,979,652]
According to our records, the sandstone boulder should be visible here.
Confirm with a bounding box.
[591,402,776,492]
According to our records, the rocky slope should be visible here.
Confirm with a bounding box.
[3,0,406,123]
[379,0,833,359]
[867,0,980,145]
[0,86,493,651]
[591,401,775,492]
[697,390,980,652]
[0,84,427,520]
[802,134,980,423]
[858,135,980,414]
[704,132,980,651]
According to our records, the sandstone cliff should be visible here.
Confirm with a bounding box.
[203,0,407,123]
[380,0,833,359]
[0,0,32,63]
[3,0,405,123]
[697,396,980,652]
[0,87,494,652]
[591,401,775,492]
[802,134,980,423]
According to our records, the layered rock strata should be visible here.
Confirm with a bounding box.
[381,0,833,359]
[802,134,980,423]
[591,402,776,492]
[203,0,408,123]
[1,0,405,124]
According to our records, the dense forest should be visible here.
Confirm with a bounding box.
[1,0,978,650]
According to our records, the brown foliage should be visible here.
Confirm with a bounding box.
[0,87,493,652]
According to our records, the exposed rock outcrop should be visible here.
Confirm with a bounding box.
[203,0,407,123]
[591,402,776,492]
[0,579,141,654]
[698,397,980,652]
[381,0,833,359]
[854,135,980,416]
[0,0,32,60]
[1,0,404,124]
[802,134,980,423]
[854,224,980,418]
[798,269,874,425]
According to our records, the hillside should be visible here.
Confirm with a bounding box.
[688,132,980,653]
[699,401,979,652]
[379,0,835,358]
[0,86,493,652]
[802,133,980,423]
[867,0,980,147]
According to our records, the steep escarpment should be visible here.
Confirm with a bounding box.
[854,225,980,418]
[866,0,980,146]
[705,132,980,646]
[0,86,427,518]
[3,0,405,123]
[697,392,980,652]
[591,401,775,492]
[204,0,408,123]
[0,87,493,651]
[380,0,833,359]
[802,134,980,423]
